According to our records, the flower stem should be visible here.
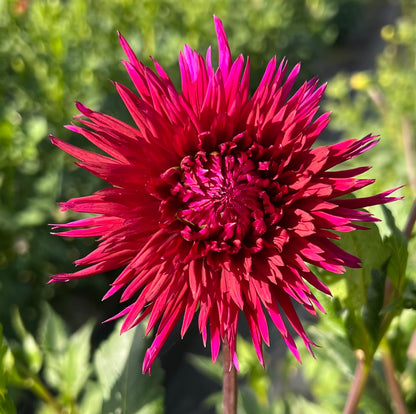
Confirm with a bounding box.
[381,342,407,414]
[29,377,63,414]
[223,341,237,414]
[343,350,370,414]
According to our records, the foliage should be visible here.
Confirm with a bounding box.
[2,305,164,414]
[0,325,17,414]
[325,0,416,218]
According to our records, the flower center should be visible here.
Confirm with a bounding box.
[153,151,274,254]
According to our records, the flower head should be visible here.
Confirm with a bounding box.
[51,16,398,374]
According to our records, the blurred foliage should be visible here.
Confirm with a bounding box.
[2,0,416,412]
[325,0,416,227]
[1,305,164,414]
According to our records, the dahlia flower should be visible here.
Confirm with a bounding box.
[51,16,398,374]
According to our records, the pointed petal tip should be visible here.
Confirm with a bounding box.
[142,348,155,375]
[232,353,240,371]
[75,101,91,115]
[48,275,70,283]
[117,30,127,44]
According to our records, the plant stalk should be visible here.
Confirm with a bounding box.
[382,342,407,414]
[27,375,62,414]
[343,350,370,414]
[223,341,237,414]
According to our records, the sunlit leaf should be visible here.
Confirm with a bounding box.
[381,205,408,290]
[11,308,43,374]
[0,325,16,414]
[78,381,103,414]
[321,221,390,355]
[60,321,94,400]
[94,320,164,414]
[38,303,68,354]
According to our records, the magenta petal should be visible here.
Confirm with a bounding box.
[51,15,401,374]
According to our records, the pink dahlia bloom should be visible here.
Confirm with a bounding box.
[51,16,398,374]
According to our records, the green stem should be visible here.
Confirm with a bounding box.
[27,375,62,413]
[343,350,371,414]
[11,367,62,414]
[223,341,237,414]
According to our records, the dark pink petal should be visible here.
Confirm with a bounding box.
[51,16,401,374]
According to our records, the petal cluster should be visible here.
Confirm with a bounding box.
[50,16,398,374]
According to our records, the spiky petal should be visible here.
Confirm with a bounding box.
[50,16,399,374]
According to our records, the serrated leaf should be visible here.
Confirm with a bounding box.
[323,222,390,354]
[94,321,164,414]
[39,304,69,391]
[335,222,389,311]
[41,309,94,401]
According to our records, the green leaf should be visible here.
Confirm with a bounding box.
[0,394,16,414]
[38,305,69,391]
[38,303,68,354]
[11,308,42,374]
[322,221,390,355]
[94,320,164,414]
[381,205,408,290]
[60,321,94,401]
[402,281,416,309]
[239,385,269,414]
[0,325,16,414]
[187,354,222,383]
[78,381,103,414]
[39,304,94,401]
[362,268,387,344]
[94,320,136,400]
[336,222,389,308]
